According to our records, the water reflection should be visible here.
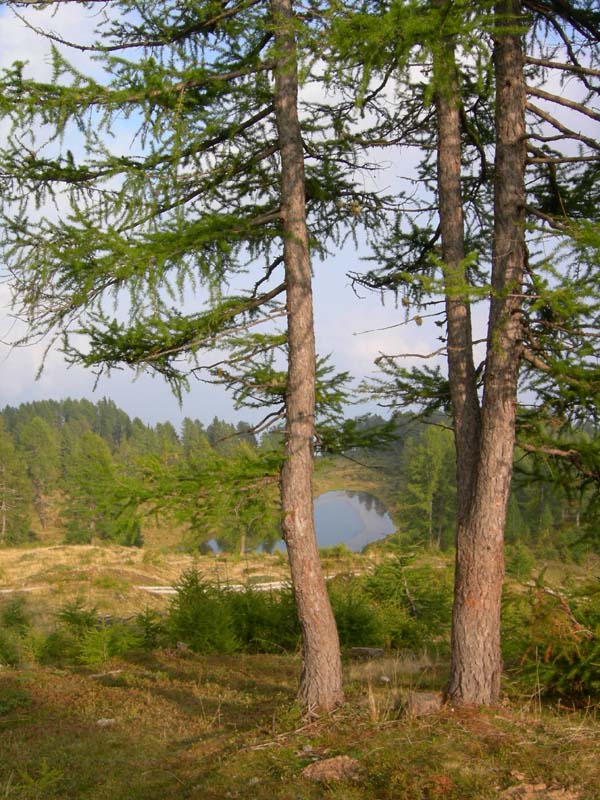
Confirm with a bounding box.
[206,490,396,554]
[314,490,396,552]
[260,490,395,553]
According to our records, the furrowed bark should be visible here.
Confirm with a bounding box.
[447,0,527,705]
[271,0,344,713]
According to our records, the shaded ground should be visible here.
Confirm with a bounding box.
[0,651,598,800]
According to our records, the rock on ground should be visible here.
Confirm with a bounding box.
[301,756,360,783]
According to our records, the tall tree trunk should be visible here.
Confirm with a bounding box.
[435,16,481,523]
[271,0,344,713]
[447,0,527,705]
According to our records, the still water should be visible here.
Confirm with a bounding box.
[259,490,395,553]
[313,490,396,552]
[209,490,396,553]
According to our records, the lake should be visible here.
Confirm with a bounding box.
[209,490,396,553]
[313,490,396,551]
[259,490,396,553]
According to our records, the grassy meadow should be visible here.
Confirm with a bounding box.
[1,541,599,800]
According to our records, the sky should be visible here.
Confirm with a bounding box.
[0,4,593,431]
[0,2,436,429]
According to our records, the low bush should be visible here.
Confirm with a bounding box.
[166,568,238,654]
[364,557,454,654]
[503,578,600,701]
[0,597,35,667]
[228,587,300,653]
[328,577,386,648]
[77,623,145,666]
[505,543,535,580]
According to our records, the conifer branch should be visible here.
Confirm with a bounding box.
[375,344,449,362]
[525,55,600,78]
[525,205,570,231]
[527,86,600,123]
[8,0,265,53]
[528,155,600,164]
[526,103,600,150]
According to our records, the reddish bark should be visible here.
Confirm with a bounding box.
[446,0,527,705]
[271,0,344,712]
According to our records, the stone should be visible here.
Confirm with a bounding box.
[403,690,443,717]
[96,718,116,727]
[498,783,581,799]
[301,756,360,783]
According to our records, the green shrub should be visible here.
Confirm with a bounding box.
[36,629,80,666]
[319,543,354,560]
[503,579,600,700]
[327,578,386,648]
[77,623,144,666]
[0,687,31,716]
[227,587,300,652]
[1,597,30,633]
[0,629,22,667]
[364,557,454,653]
[135,608,168,650]
[56,598,98,632]
[38,599,145,666]
[167,568,238,654]
[505,543,535,580]
[0,597,34,667]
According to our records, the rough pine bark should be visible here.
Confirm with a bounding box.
[447,0,527,705]
[271,0,344,713]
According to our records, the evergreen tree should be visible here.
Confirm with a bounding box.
[0,420,33,544]
[154,421,183,465]
[95,397,133,447]
[329,0,600,703]
[236,420,258,448]
[206,417,238,455]
[17,416,60,529]
[181,417,211,460]
[399,424,456,549]
[0,0,355,710]
[62,431,141,546]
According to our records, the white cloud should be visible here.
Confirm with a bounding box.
[0,3,108,78]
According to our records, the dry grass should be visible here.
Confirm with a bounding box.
[0,545,291,624]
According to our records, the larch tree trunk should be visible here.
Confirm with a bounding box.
[435,7,481,517]
[447,0,527,705]
[271,0,344,713]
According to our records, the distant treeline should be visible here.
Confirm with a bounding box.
[0,397,265,547]
[0,398,589,558]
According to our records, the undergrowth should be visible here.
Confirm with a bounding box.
[1,559,599,704]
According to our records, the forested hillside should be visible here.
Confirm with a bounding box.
[0,398,590,562]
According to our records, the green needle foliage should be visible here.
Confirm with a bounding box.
[0,1,374,403]
[0,419,33,545]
